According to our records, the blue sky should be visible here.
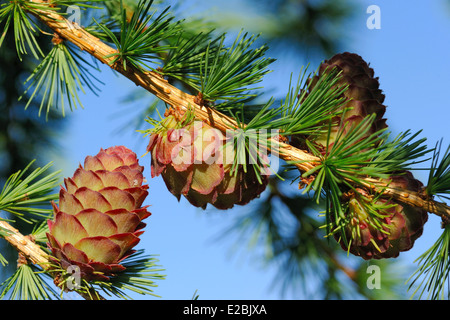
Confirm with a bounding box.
[45,0,450,299]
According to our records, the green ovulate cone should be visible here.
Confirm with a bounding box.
[335,171,428,260]
[147,115,269,210]
[47,146,151,282]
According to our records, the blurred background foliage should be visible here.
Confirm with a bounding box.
[0,0,410,299]
[204,0,358,57]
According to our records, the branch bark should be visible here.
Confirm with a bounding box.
[0,220,105,300]
[0,220,49,266]
[27,0,450,223]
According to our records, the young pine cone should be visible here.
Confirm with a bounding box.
[335,172,428,260]
[147,114,269,210]
[47,146,151,282]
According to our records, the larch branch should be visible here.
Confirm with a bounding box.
[26,0,450,223]
[0,220,49,266]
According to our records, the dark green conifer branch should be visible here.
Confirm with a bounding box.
[0,0,47,60]
[0,263,59,300]
[198,31,275,104]
[96,0,181,71]
[0,161,60,223]
[277,68,347,137]
[161,30,221,90]
[409,225,450,300]
[369,130,430,172]
[20,39,103,118]
[426,140,450,198]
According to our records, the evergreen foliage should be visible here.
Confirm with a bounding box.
[0,0,449,300]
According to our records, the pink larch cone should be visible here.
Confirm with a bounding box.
[47,146,151,282]
[147,114,269,210]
